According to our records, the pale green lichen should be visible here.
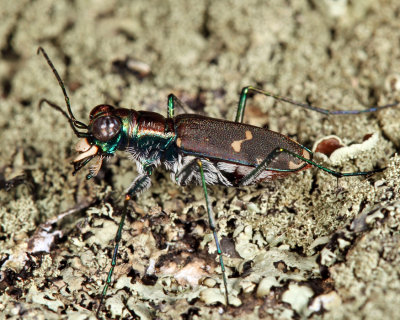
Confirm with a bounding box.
[282,283,314,317]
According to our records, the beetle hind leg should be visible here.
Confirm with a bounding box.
[235,86,399,123]
[238,146,384,186]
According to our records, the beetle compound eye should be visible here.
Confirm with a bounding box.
[92,116,121,142]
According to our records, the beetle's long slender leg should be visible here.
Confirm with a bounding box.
[96,172,153,317]
[282,147,385,177]
[167,94,195,118]
[196,159,229,305]
[239,147,383,186]
[238,148,309,186]
[235,86,399,123]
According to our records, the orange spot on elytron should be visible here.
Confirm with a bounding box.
[231,130,253,153]
[176,137,182,147]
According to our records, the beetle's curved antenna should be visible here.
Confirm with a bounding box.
[37,47,89,133]
[38,98,89,138]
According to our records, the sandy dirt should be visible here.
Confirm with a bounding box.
[1,1,400,319]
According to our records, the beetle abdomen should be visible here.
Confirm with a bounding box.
[174,114,311,173]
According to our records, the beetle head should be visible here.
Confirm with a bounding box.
[37,48,131,180]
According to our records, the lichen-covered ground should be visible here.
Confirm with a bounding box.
[1,1,400,319]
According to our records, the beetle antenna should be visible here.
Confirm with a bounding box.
[38,98,89,137]
[37,47,88,130]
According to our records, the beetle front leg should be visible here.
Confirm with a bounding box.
[97,170,153,317]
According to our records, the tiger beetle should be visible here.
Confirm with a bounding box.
[37,47,398,316]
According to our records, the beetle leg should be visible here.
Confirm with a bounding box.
[235,86,335,123]
[97,170,153,317]
[239,146,385,186]
[196,159,230,305]
[167,94,194,118]
[235,86,399,123]
[238,147,306,186]
[174,157,199,184]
